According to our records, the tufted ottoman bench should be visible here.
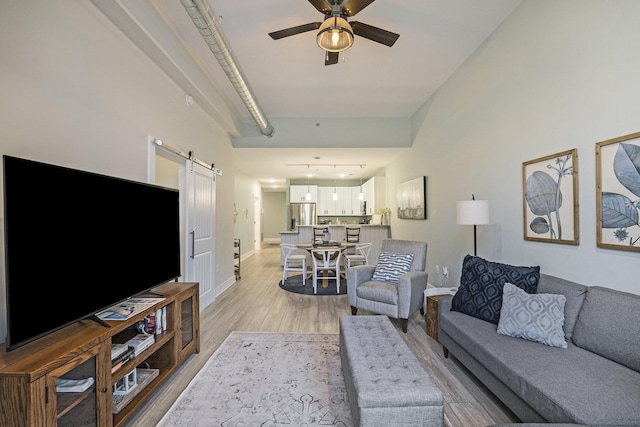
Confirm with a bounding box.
[339,315,444,427]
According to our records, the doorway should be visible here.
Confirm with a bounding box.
[147,138,217,310]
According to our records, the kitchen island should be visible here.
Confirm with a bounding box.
[279,225,391,267]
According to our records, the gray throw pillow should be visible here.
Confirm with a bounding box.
[497,283,568,348]
[371,252,414,282]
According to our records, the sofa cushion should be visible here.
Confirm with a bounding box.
[497,283,567,348]
[440,311,640,425]
[451,255,540,324]
[572,286,640,373]
[371,252,414,282]
[536,274,587,341]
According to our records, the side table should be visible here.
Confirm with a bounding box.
[426,295,445,341]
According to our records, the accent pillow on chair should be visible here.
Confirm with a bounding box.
[371,252,414,282]
[497,283,568,348]
[451,255,540,324]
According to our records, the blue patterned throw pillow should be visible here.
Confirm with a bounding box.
[451,255,540,324]
[371,252,414,282]
[497,283,567,348]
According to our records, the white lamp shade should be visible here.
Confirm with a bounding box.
[456,200,490,225]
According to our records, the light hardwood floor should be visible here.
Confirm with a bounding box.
[124,242,518,427]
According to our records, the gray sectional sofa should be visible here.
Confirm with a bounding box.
[438,273,640,426]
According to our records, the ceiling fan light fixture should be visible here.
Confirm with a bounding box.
[317,16,354,52]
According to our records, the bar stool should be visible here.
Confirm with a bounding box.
[313,227,329,244]
[345,227,360,254]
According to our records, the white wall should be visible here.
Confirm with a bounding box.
[233,169,262,254]
[0,1,237,341]
[387,0,640,294]
[262,192,287,242]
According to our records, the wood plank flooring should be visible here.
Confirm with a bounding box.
[124,242,518,427]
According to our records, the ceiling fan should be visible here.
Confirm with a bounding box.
[268,0,399,66]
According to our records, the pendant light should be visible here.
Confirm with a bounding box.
[358,178,364,201]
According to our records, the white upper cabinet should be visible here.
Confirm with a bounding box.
[363,177,386,214]
[317,186,367,216]
[317,186,335,215]
[290,185,317,203]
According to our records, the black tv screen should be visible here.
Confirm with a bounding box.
[3,155,181,351]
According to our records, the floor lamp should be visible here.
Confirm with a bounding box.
[456,195,490,256]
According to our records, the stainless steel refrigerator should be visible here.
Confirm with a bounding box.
[289,203,316,230]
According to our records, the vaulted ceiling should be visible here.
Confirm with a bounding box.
[92,0,521,190]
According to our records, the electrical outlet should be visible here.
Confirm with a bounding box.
[443,266,449,278]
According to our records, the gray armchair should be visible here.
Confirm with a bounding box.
[347,239,428,333]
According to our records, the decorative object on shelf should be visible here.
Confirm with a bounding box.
[596,131,640,252]
[456,194,490,256]
[380,207,391,225]
[112,369,159,414]
[523,148,579,245]
[234,238,241,279]
[113,368,138,395]
[396,176,427,219]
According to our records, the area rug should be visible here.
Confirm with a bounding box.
[157,332,352,426]
[279,274,347,295]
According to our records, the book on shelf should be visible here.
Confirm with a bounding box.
[111,347,136,373]
[111,343,129,361]
[125,333,155,355]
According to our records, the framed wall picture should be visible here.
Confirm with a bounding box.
[397,176,427,219]
[522,149,579,245]
[596,131,640,252]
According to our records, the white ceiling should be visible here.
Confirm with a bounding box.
[140,0,521,190]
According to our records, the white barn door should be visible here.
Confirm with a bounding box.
[183,160,216,309]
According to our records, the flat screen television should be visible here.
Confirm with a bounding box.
[3,155,181,351]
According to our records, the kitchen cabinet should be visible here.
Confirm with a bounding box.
[363,177,386,214]
[317,187,335,215]
[289,185,317,203]
[335,187,353,215]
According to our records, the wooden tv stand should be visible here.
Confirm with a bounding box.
[0,281,199,427]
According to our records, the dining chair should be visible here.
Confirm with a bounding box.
[345,242,372,268]
[281,243,306,285]
[310,248,342,294]
[313,227,329,244]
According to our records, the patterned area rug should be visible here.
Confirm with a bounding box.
[279,274,347,295]
[158,332,353,426]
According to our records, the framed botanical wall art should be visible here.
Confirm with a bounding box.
[596,131,640,252]
[396,176,427,219]
[522,149,579,245]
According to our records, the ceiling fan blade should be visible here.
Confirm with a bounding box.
[324,51,339,66]
[269,22,322,40]
[308,0,333,15]
[350,21,399,47]
[341,0,375,17]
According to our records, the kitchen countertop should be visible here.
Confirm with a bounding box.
[280,224,389,234]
